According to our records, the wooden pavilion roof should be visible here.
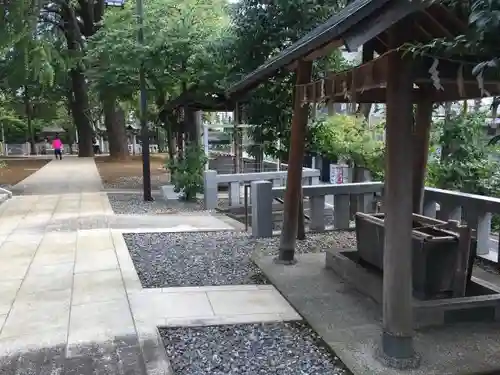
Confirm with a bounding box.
[165,85,235,112]
[226,0,482,99]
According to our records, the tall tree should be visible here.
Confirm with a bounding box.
[229,0,349,161]
[39,0,107,157]
[86,0,231,158]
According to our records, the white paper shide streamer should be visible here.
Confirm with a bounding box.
[429,58,444,91]
[476,71,491,97]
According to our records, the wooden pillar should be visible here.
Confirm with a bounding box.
[233,103,240,173]
[412,98,433,214]
[380,25,420,368]
[277,60,312,263]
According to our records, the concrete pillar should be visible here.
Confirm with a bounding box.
[204,170,218,210]
[423,201,437,218]
[333,195,350,229]
[437,203,461,222]
[477,212,492,256]
[310,196,325,232]
[229,182,240,206]
[251,180,273,238]
[357,193,375,214]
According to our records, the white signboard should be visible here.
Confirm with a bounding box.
[329,164,349,184]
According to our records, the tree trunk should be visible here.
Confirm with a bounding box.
[357,103,372,119]
[69,67,93,157]
[441,102,453,162]
[412,99,433,214]
[24,86,36,155]
[103,96,129,160]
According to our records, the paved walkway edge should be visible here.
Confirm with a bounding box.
[0,187,12,198]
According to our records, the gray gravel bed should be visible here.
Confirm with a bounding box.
[108,193,207,215]
[160,322,350,375]
[475,257,500,275]
[123,230,356,288]
[103,175,169,190]
[123,231,268,287]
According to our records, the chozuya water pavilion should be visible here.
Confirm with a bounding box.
[226,0,500,370]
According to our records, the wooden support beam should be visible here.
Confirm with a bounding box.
[412,97,433,214]
[379,23,420,368]
[233,103,241,173]
[277,60,313,264]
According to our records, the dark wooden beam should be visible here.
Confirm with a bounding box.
[277,60,313,264]
[233,103,241,173]
[380,22,419,368]
[421,9,455,38]
[303,39,344,62]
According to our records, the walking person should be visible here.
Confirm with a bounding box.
[52,134,63,160]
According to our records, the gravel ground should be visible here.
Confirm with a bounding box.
[160,322,350,375]
[475,257,500,275]
[123,230,357,288]
[103,175,169,190]
[108,193,207,215]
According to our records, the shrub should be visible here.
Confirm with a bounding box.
[167,143,207,201]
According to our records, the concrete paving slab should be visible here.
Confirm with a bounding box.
[0,157,301,375]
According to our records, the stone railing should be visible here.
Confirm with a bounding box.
[203,168,321,210]
[248,181,500,260]
[423,187,500,258]
[250,181,384,238]
[208,152,287,175]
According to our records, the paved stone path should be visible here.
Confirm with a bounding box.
[0,157,300,374]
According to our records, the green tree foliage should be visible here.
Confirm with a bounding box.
[310,114,385,178]
[87,0,230,110]
[228,0,351,159]
[427,111,500,195]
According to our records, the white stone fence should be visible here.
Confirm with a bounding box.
[250,181,384,238]
[249,181,500,261]
[423,187,500,258]
[203,168,321,210]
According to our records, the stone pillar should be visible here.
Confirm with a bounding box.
[310,195,325,232]
[379,25,420,368]
[333,195,350,229]
[423,201,437,218]
[229,182,240,207]
[477,212,492,256]
[251,180,273,238]
[203,170,218,210]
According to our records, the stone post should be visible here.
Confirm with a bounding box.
[229,182,240,207]
[310,195,325,232]
[251,180,273,238]
[204,170,218,210]
[333,195,350,229]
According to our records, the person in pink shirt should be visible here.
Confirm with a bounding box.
[52,134,63,160]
